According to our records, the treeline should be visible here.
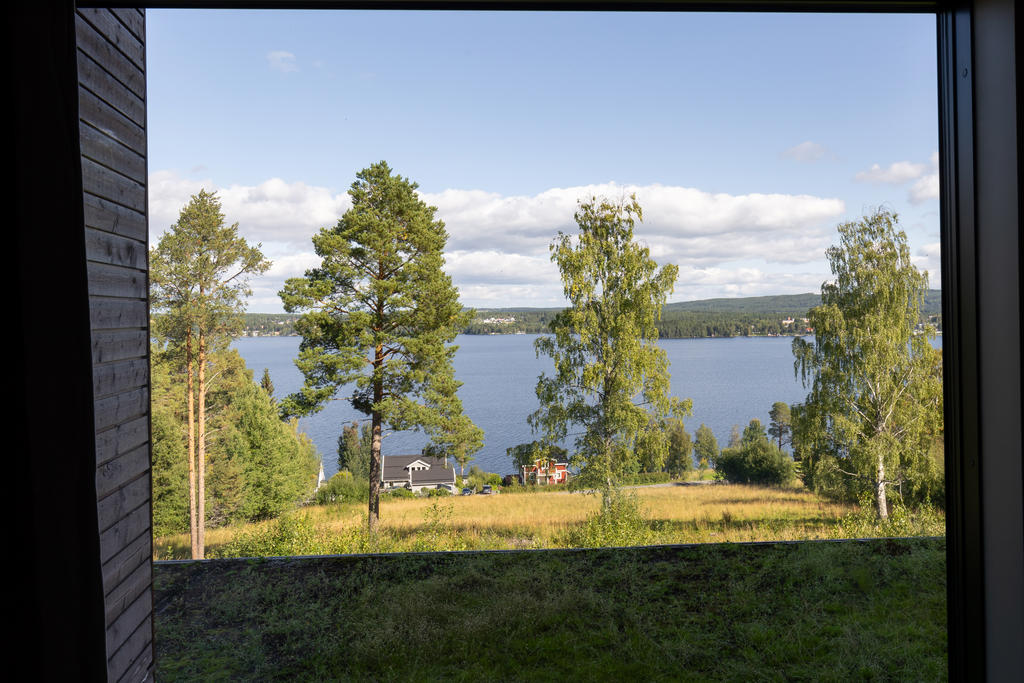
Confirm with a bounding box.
[152,345,320,537]
[241,313,301,336]
[242,291,942,339]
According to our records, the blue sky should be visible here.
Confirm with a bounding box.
[147,10,940,311]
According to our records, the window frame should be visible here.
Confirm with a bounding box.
[64,1,1021,679]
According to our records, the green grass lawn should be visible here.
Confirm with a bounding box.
[154,537,946,681]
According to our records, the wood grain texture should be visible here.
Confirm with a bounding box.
[77,8,144,71]
[96,444,149,500]
[97,469,151,533]
[90,298,147,331]
[87,262,146,299]
[75,14,144,98]
[84,192,146,242]
[78,87,145,158]
[77,50,145,127]
[107,615,153,683]
[102,532,152,596]
[82,157,145,212]
[86,228,147,270]
[91,328,148,365]
[80,121,146,184]
[108,7,145,44]
[103,557,151,623]
[93,386,148,434]
[95,415,149,468]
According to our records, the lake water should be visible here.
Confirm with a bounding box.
[235,334,941,479]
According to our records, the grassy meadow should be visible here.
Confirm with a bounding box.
[153,482,944,560]
[154,538,947,681]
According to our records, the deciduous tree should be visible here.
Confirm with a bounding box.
[792,209,942,519]
[530,195,691,507]
[279,161,479,531]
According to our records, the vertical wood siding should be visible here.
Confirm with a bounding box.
[76,7,153,681]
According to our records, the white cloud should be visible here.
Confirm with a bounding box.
[854,161,928,185]
[267,50,298,73]
[781,141,828,163]
[854,152,940,205]
[909,173,939,204]
[149,172,847,310]
[912,242,942,287]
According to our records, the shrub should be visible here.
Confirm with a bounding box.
[314,471,369,505]
[564,491,652,548]
[713,419,795,486]
[423,487,453,497]
[382,486,416,499]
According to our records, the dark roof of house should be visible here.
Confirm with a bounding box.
[381,454,456,486]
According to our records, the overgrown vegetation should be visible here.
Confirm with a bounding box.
[151,346,320,538]
[154,483,943,560]
[154,537,946,681]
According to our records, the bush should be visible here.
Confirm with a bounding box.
[314,471,369,505]
[382,487,416,499]
[423,487,453,497]
[713,419,795,486]
[564,491,652,548]
[213,514,328,558]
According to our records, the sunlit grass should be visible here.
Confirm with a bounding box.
[153,483,879,559]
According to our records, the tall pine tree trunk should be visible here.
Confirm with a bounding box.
[186,330,199,559]
[367,368,383,533]
[196,331,207,558]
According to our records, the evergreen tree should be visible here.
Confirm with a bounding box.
[279,161,480,532]
[150,189,270,558]
[337,422,372,481]
[694,424,718,480]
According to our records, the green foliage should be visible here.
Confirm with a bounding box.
[530,195,691,500]
[832,496,946,539]
[767,401,792,451]
[213,514,327,558]
[693,423,718,479]
[420,412,484,478]
[464,465,502,491]
[714,419,795,486]
[792,209,943,518]
[278,161,481,529]
[150,189,271,351]
[150,345,321,531]
[315,471,369,505]
[336,421,371,481]
[150,367,190,536]
[563,490,652,548]
[505,441,568,471]
[381,487,416,499]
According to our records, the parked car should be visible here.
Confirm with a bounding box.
[461,487,473,496]
[480,484,493,495]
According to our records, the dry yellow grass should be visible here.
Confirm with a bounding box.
[154,483,858,559]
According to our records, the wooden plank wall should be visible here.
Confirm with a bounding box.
[76,7,154,681]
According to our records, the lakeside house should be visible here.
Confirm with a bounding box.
[521,459,570,486]
[381,454,457,493]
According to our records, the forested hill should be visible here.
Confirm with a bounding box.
[241,290,942,339]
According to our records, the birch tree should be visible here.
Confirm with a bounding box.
[792,209,942,520]
[530,195,691,507]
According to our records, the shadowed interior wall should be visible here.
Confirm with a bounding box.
[76,7,154,680]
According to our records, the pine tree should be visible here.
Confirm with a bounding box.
[150,190,270,557]
[279,161,480,531]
